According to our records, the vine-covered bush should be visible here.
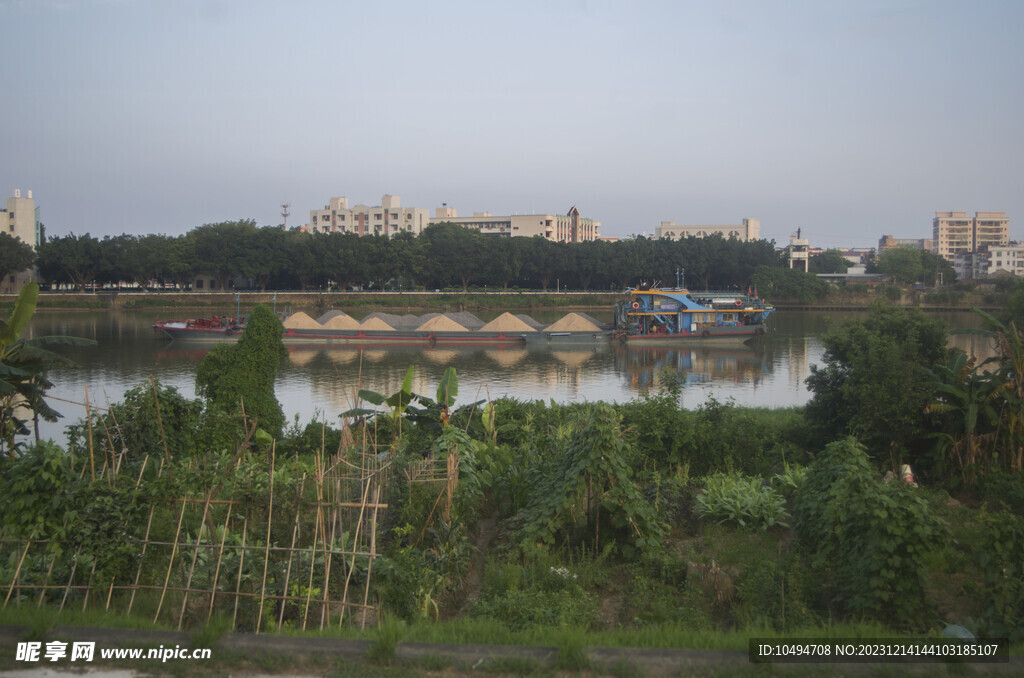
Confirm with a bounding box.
[196,305,288,437]
[793,438,947,625]
[515,403,665,555]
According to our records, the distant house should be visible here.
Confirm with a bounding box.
[191,274,250,291]
[816,273,894,287]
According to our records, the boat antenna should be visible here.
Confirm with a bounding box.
[676,267,685,289]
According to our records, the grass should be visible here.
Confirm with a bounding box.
[553,627,590,671]
[0,604,176,634]
[366,616,406,666]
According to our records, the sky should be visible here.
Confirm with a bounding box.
[1,0,1021,248]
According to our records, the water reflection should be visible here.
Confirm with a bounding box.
[614,343,772,392]
[24,308,993,443]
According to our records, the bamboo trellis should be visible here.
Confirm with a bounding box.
[0,389,394,631]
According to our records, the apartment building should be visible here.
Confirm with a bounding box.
[953,242,1024,280]
[429,205,600,243]
[933,211,1009,262]
[305,195,430,238]
[1,189,41,293]
[987,243,1024,276]
[654,218,760,242]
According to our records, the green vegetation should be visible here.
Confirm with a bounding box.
[807,248,849,274]
[195,304,289,437]
[0,283,94,454]
[34,220,782,293]
[805,302,949,470]
[2,300,1024,676]
[0,232,35,285]
[751,266,830,302]
[868,245,955,287]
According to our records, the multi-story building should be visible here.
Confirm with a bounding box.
[1,189,41,293]
[986,243,1024,277]
[305,195,430,238]
[654,218,760,242]
[953,242,1024,280]
[933,211,1009,262]
[430,205,600,243]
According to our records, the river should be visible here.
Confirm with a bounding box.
[23,307,992,444]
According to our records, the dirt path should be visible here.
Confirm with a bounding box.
[459,512,499,613]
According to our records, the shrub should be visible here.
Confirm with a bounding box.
[472,558,598,631]
[696,472,789,530]
[793,438,947,626]
[976,510,1024,642]
[196,304,288,437]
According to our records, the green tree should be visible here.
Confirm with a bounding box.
[0,232,35,289]
[751,265,829,302]
[195,305,288,437]
[805,304,949,466]
[872,246,954,287]
[191,220,258,290]
[808,249,850,274]
[35,232,102,291]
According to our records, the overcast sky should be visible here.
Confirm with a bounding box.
[1,0,1021,248]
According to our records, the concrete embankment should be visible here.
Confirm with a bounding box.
[22,291,623,312]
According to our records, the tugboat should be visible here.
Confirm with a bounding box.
[615,270,773,344]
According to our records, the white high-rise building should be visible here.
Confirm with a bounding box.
[1,189,41,293]
[305,195,430,237]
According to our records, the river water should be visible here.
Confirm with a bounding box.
[24,308,992,444]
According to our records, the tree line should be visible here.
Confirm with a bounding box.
[29,220,787,292]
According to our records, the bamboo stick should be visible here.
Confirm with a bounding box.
[154,499,188,624]
[255,441,275,633]
[3,527,37,607]
[85,384,95,482]
[206,504,233,621]
[177,493,214,629]
[360,484,381,629]
[231,517,248,631]
[127,457,162,615]
[149,375,170,463]
[278,475,306,629]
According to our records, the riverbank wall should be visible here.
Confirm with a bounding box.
[0,289,1005,313]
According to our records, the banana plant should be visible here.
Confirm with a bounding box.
[0,283,95,454]
[343,366,483,436]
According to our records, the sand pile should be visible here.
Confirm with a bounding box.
[283,312,322,330]
[316,310,347,324]
[416,315,469,332]
[362,312,415,329]
[317,310,360,330]
[360,317,395,331]
[446,312,485,330]
[480,312,537,333]
[544,313,604,332]
[576,312,609,328]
